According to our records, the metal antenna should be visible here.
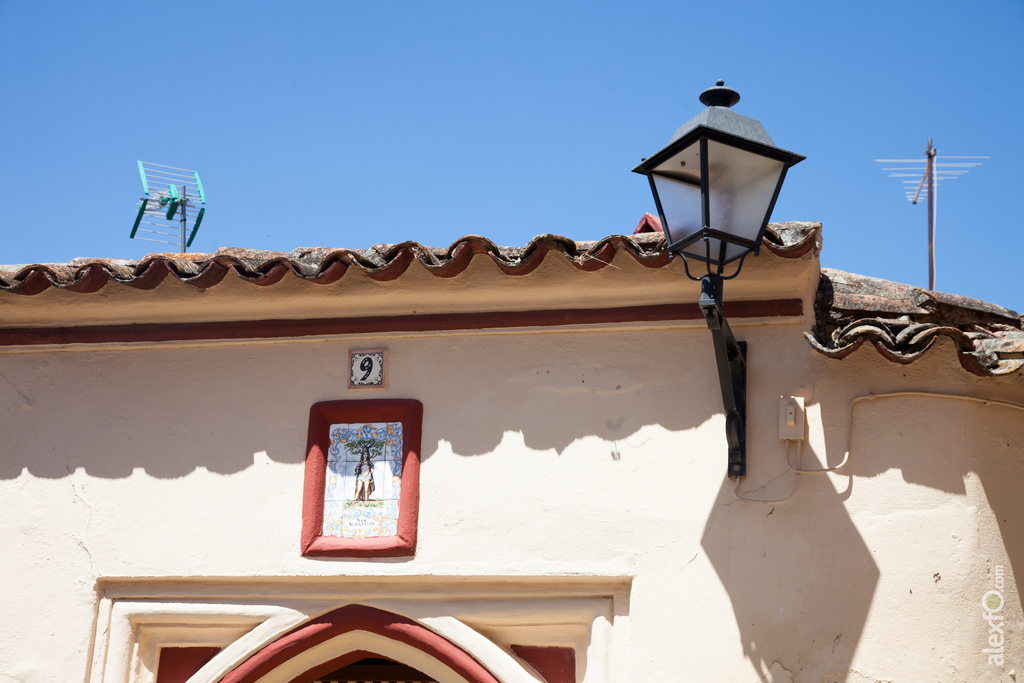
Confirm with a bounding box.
[876,142,987,291]
[130,161,207,252]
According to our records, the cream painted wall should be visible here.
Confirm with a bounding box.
[1,247,1022,683]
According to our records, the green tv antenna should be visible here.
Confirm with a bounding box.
[130,161,206,252]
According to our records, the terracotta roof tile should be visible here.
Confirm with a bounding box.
[0,225,818,295]
[805,269,1024,377]
[6,223,1019,376]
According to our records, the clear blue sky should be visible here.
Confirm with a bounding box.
[2,1,1022,311]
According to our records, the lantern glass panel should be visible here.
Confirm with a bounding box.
[652,174,701,248]
[650,137,788,265]
[701,139,786,262]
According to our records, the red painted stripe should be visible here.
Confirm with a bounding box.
[0,299,801,347]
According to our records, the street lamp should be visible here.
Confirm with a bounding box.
[632,80,805,478]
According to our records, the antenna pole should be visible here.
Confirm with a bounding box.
[179,184,187,253]
[876,148,987,293]
[926,139,936,291]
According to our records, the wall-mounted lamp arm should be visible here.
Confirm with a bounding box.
[698,274,747,478]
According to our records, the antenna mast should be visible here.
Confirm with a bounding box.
[876,143,987,291]
[926,139,936,291]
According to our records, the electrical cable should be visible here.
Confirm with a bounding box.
[786,438,848,473]
[787,391,1024,474]
[733,469,798,504]
[734,391,1024,504]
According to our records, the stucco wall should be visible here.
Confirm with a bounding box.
[1,251,1021,683]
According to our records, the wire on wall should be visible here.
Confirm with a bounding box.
[733,391,1024,505]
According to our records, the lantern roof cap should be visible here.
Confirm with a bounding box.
[699,80,741,107]
[668,80,775,147]
[633,81,803,177]
[668,102,776,148]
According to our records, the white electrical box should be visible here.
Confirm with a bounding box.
[779,396,805,440]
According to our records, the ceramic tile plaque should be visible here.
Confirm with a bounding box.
[301,400,421,557]
[323,421,403,538]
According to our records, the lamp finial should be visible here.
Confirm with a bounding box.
[699,80,741,108]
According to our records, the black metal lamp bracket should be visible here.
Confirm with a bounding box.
[697,274,747,478]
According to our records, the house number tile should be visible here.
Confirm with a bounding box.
[348,349,387,389]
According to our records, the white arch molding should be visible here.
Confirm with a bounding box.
[212,605,543,683]
[86,577,627,683]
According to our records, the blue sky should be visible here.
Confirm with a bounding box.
[2,1,1022,311]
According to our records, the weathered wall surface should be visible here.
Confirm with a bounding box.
[1,250,1021,683]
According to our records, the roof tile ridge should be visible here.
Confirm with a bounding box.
[418,235,502,278]
[763,222,821,259]
[1,263,63,295]
[133,253,204,276]
[808,269,1024,376]
[576,233,670,270]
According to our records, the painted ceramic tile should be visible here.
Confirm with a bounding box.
[323,421,403,538]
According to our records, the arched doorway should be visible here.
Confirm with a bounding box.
[220,604,505,683]
[309,656,434,682]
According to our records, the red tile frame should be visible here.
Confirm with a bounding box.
[301,399,422,557]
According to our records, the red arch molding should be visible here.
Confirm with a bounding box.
[219,604,503,683]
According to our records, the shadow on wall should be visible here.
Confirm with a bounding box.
[701,474,878,683]
[0,330,723,480]
[0,348,309,480]
[701,393,1024,682]
[841,394,1024,632]
[425,332,726,459]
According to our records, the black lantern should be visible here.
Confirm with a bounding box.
[633,81,804,478]
[633,80,805,271]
